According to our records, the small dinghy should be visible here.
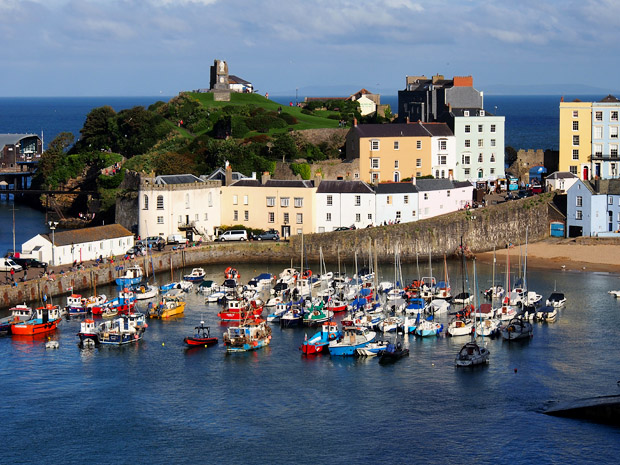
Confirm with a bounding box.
[184,322,218,347]
[378,341,409,364]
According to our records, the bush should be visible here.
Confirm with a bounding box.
[98,169,125,189]
[278,112,297,125]
[291,163,311,180]
[301,108,314,115]
[231,116,250,138]
[246,114,287,133]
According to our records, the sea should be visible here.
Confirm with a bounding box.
[1,96,620,464]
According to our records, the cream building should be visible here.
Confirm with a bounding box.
[138,174,221,241]
[221,174,316,238]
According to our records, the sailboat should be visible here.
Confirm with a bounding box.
[456,259,490,367]
[447,238,474,337]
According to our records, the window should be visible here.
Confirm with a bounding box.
[490,154,496,162]
[423,193,428,200]
[178,215,182,223]
[243,195,248,205]
[595,111,603,121]
[232,195,238,205]
[573,110,578,118]
[576,196,583,207]
[244,210,249,221]
[370,140,380,151]
[157,195,164,209]
[412,210,416,217]
[296,213,303,224]
[395,211,401,221]
[435,170,440,178]
[371,158,380,169]
[416,172,421,177]
[594,126,603,139]
[490,168,495,175]
[404,195,409,204]
[464,168,470,176]
[326,213,331,222]
[157,216,164,224]
[576,210,583,220]
[195,214,199,221]
[354,173,360,179]
[478,139,484,148]
[326,195,333,206]
[609,196,614,205]
[283,212,289,224]
[268,212,275,223]
[478,153,483,163]
[233,210,238,221]
[573,135,579,146]
[416,158,422,168]
[613,111,619,121]
[416,140,422,150]
[572,121,579,131]
[490,139,496,147]
[439,155,447,165]
[387,195,392,205]
[464,110,469,117]
[478,124,483,133]
[204,213,208,220]
[569,165,578,175]
[143,195,149,210]
[355,195,361,206]
[294,197,303,208]
[208,192,213,207]
[611,127,619,139]
[595,144,602,156]
[281,197,290,207]
[611,145,618,157]
[490,124,496,133]
[266,196,275,207]
[439,140,447,150]
[355,213,361,222]
[462,155,471,165]
[465,125,471,133]
[465,140,471,148]
[394,160,399,169]
[371,172,379,183]
[368,213,372,220]
[572,149,579,160]
[394,141,399,150]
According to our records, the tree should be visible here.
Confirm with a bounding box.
[77,106,117,152]
[270,133,298,161]
[35,132,75,188]
[505,146,518,165]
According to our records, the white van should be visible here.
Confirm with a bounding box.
[217,230,248,242]
[0,258,23,272]
[167,234,189,245]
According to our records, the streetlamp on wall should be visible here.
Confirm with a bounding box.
[48,221,58,266]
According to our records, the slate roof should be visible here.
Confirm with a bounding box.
[155,174,203,185]
[453,181,474,188]
[229,75,252,86]
[450,108,495,117]
[204,167,253,184]
[375,182,418,194]
[231,179,314,188]
[415,179,458,191]
[584,179,620,195]
[599,95,620,103]
[0,133,39,149]
[45,224,133,247]
[352,122,453,138]
[546,171,578,180]
[316,180,374,194]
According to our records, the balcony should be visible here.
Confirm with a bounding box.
[589,154,620,162]
[178,221,196,231]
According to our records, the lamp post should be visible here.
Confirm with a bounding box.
[48,221,58,266]
[295,88,298,106]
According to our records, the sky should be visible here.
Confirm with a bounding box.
[1,0,619,97]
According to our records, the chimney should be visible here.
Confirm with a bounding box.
[261,171,271,185]
[594,178,600,193]
[411,177,416,186]
[225,163,233,186]
[353,117,358,127]
[406,116,410,124]
[314,172,322,187]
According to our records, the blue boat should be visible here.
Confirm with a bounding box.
[328,326,376,356]
[115,265,144,287]
[300,321,341,354]
[415,316,443,337]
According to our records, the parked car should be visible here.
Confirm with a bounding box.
[334,226,353,231]
[0,258,23,273]
[9,257,47,269]
[252,229,280,241]
[518,189,533,199]
[126,245,146,255]
[146,236,166,247]
[217,230,248,242]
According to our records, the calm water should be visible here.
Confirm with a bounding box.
[1,259,619,464]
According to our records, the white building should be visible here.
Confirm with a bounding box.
[315,180,375,232]
[545,171,579,193]
[21,224,134,266]
[375,182,419,225]
[416,179,473,220]
[138,174,221,241]
[428,124,457,179]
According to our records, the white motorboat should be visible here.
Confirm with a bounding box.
[474,318,500,338]
[426,299,450,316]
[447,317,474,337]
[609,290,620,298]
[183,268,206,282]
[355,340,390,356]
[132,284,159,300]
[378,316,403,333]
[535,305,558,322]
[501,316,533,341]
[546,292,566,307]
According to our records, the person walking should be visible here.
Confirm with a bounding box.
[10,268,15,283]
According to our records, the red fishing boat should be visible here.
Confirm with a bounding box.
[11,305,61,336]
[183,322,218,347]
[217,299,263,321]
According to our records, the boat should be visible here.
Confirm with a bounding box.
[356,340,390,356]
[148,292,185,319]
[91,289,136,316]
[266,301,291,323]
[223,319,271,352]
[224,266,241,280]
[0,304,33,334]
[115,265,144,286]
[414,317,443,337]
[302,300,333,327]
[97,313,147,345]
[452,292,473,305]
[328,326,376,356]
[447,316,474,337]
[535,305,558,322]
[77,319,99,347]
[279,305,304,328]
[196,279,218,294]
[472,303,494,320]
[455,341,490,367]
[160,281,193,292]
[494,297,518,321]
[609,290,620,298]
[378,341,409,364]
[84,294,107,310]
[300,321,341,355]
[325,298,348,313]
[474,318,501,338]
[11,304,62,336]
[183,321,218,347]
[546,292,566,307]
[65,294,87,315]
[183,268,206,282]
[132,283,159,300]
[246,273,274,291]
[378,316,403,333]
[218,299,263,322]
[426,298,450,316]
[501,316,533,341]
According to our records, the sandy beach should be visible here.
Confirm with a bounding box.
[475,237,620,274]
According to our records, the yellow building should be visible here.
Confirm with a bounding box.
[345,121,451,183]
[220,173,316,238]
[559,100,592,179]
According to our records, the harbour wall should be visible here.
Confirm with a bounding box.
[0,194,559,309]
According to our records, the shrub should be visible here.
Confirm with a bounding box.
[278,112,298,125]
[246,114,287,133]
[231,116,250,138]
[291,162,311,180]
[301,108,314,115]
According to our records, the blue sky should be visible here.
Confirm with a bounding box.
[1,0,618,97]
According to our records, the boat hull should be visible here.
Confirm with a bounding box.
[183,337,218,347]
[11,319,61,336]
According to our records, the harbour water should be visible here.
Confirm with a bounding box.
[1,260,619,464]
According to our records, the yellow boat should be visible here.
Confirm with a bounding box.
[149,293,185,319]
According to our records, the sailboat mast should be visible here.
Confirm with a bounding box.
[492,246,496,304]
